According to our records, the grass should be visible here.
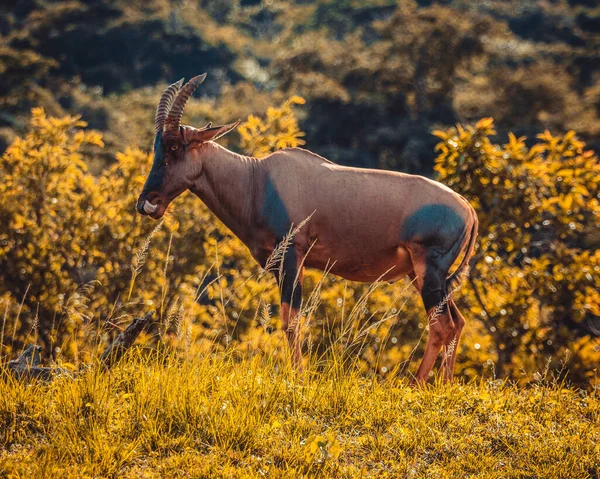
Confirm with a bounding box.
[0,220,598,478]
[0,350,598,478]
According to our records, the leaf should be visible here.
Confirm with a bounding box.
[556,169,573,178]
[271,420,282,429]
[288,95,306,105]
[537,130,554,143]
[476,117,494,130]
[432,130,448,140]
[572,185,590,196]
[563,130,576,143]
[559,194,573,211]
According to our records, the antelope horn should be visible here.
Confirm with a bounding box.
[164,73,207,132]
[155,78,184,133]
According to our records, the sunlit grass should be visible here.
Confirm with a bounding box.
[1,223,598,477]
[0,349,598,478]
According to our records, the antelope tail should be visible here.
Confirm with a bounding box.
[446,210,478,291]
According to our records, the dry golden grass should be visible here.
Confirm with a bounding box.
[1,109,599,478]
[0,349,598,478]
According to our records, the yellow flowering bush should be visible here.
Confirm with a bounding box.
[0,108,216,360]
[0,100,312,364]
[238,95,306,157]
[1,105,598,386]
[435,118,600,383]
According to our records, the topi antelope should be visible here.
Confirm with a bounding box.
[137,74,478,383]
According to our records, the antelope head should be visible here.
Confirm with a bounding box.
[136,74,240,219]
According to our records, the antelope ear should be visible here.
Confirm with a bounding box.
[188,120,241,143]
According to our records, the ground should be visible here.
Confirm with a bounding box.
[0,352,598,478]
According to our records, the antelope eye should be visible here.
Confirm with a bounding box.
[170,144,179,151]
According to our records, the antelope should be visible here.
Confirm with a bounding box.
[137,74,478,383]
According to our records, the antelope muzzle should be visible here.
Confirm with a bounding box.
[136,192,162,218]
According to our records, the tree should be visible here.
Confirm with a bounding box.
[435,118,600,380]
[273,2,494,173]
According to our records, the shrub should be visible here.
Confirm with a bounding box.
[435,118,600,383]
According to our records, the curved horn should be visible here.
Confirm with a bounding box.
[164,73,207,132]
[154,78,184,133]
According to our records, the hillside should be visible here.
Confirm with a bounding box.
[1,354,598,478]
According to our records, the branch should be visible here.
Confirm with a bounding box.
[468,276,496,335]
[6,311,154,381]
[100,310,154,367]
[7,344,69,381]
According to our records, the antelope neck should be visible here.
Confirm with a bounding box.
[190,141,260,244]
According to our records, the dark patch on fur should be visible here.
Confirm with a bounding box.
[142,133,166,193]
[402,204,467,311]
[261,176,291,238]
[261,176,301,308]
[401,203,464,251]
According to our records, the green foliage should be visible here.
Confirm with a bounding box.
[0,354,598,477]
[271,0,600,172]
[435,118,600,380]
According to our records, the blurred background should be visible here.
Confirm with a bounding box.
[0,0,599,386]
[3,0,600,170]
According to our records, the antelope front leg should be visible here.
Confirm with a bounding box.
[274,247,304,370]
[281,302,302,368]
